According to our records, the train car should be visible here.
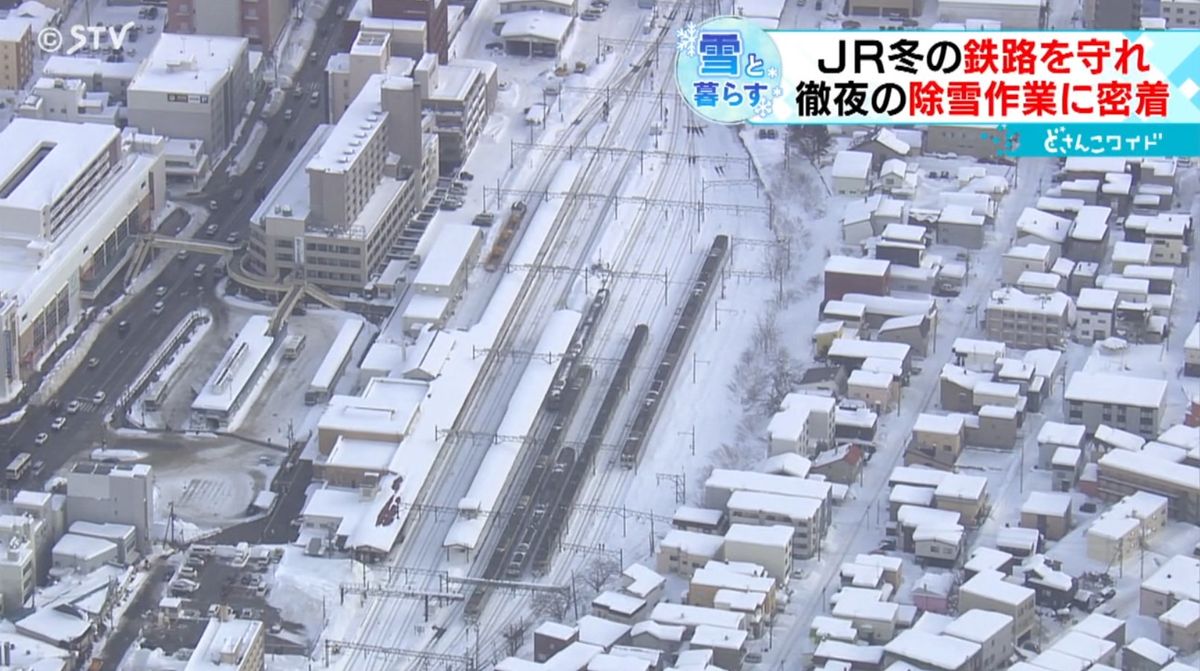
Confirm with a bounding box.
[547,291,608,411]
[620,237,728,469]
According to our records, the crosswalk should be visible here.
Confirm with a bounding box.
[67,401,102,414]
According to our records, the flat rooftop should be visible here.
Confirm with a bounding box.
[0,119,119,215]
[192,315,275,414]
[253,126,330,226]
[307,73,388,176]
[130,33,247,97]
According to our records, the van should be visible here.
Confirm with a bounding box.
[194,264,207,280]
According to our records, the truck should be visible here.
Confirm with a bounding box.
[484,202,529,271]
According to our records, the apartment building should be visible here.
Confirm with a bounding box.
[125,34,252,159]
[726,491,823,559]
[328,29,496,171]
[166,0,292,48]
[958,570,1036,643]
[1064,371,1167,439]
[1083,0,1141,27]
[247,73,439,294]
[0,120,167,403]
[1098,450,1199,523]
[0,536,35,614]
[985,287,1075,349]
[373,0,450,63]
[1160,0,1200,27]
[0,19,34,91]
[1139,555,1199,617]
[185,614,265,671]
[1075,288,1118,344]
[65,463,155,552]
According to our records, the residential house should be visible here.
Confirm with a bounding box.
[672,507,726,535]
[943,609,1014,671]
[1065,372,1167,439]
[984,288,1076,349]
[1140,555,1199,617]
[1002,244,1055,285]
[1144,214,1189,265]
[534,622,578,661]
[621,564,665,608]
[810,444,865,486]
[722,524,792,583]
[958,570,1036,643]
[1159,599,1199,654]
[1050,447,1084,492]
[1020,491,1073,540]
[1185,323,1200,377]
[884,629,981,671]
[657,531,723,578]
[905,414,966,470]
[937,204,986,249]
[1075,288,1119,343]
[1065,205,1112,263]
[911,572,956,614]
[726,491,823,559]
[767,393,836,457]
[1123,638,1176,671]
[877,313,932,357]
[848,370,898,412]
[824,256,891,303]
[832,150,873,195]
[689,625,748,670]
[933,474,989,527]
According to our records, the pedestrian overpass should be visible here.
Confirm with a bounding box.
[124,235,240,287]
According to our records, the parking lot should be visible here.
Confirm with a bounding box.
[141,544,306,656]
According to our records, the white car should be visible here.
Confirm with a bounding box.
[155,285,167,297]
[153,301,165,315]
[51,416,66,431]
[34,432,48,446]
[93,391,106,404]
[66,400,81,415]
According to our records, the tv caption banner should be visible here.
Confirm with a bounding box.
[673,21,1200,157]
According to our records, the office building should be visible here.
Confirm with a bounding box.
[0,120,167,403]
[166,0,292,48]
[0,19,34,91]
[65,463,155,552]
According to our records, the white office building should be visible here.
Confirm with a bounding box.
[0,120,167,403]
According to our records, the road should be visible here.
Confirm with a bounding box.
[0,0,350,488]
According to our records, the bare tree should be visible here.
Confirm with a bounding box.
[531,591,571,622]
[582,556,622,593]
[788,125,833,165]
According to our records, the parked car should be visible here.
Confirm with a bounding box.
[34,433,48,446]
[66,400,81,415]
[93,391,106,404]
[51,416,66,431]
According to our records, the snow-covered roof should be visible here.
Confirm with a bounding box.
[0,119,120,217]
[622,563,664,598]
[414,225,481,289]
[724,523,792,549]
[828,338,911,362]
[1020,491,1071,518]
[1159,599,1199,628]
[938,203,984,227]
[319,377,428,442]
[1069,206,1110,241]
[888,466,948,488]
[500,11,573,42]
[129,33,248,97]
[1030,650,1088,671]
[815,640,884,664]
[1065,156,1128,174]
[192,315,275,414]
[1004,243,1053,262]
[1124,637,1174,665]
[1037,421,1086,447]
[593,591,645,616]
[51,533,116,561]
[184,617,263,670]
[578,616,629,648]
[825,255,890,277]
[1123,264,1176,282]
[882,223,925,244]
[691,566,774,594]
[943,609,1012,643]
[727,490,821,521]
[1051,632,1115,665]
[630,619,684,642]
[325,437,398,472]
[842,293,934,319]
[1094,424,1145,451]
[1051,446,1082,468]
[1072,612,1124,639]
[1076,287,1119,312]
[1112,240,1153,264]
[1017,271,1061,291]
[832,150,872,180]
[707,469,832,502]
[897,505,960,531]
[1089,512,1139,540]
[1142,555,1200,601]
[535,621,576,641]
[308,73,387,176]
[883,630,980,669]
[1065,371,1167,409]
[650,603,744,630]
[758,453,812,478]
[965,547,1012,573]
[1017,208,1071,243]
[879,313,926,332]
[889,484,934,507]
[961,572,1036,611]
[811,615,857,641]
[934,473,986,501]
[673,506,724,527]
[311,319,365,392]
[914,413,964,436]
[1158,423,1199,449]
[987,287,1074,317]
[848,369,893,389]
[660,530,724,557]
[690,624,747,651]
[912,571,956,597]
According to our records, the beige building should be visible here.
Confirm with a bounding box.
[1066,372,1166,439]
[933,474,989,527]
[906,413,966,470]
[726,491,822,559]
[924,125,1011,160]
[125,34,252,158]
[247,73,439,294]
[1019,491,1072,540]
[847,369,898,411]
[944,609,1014,671]
[1160,0,1200,28]
[1139,555,1199,617]
[723,524,792,584]
[958,570,1036,643]
[985,288,1075,349]
[657,531,724,578]
[185,614,265,671]
[1159,600,1199,653]
[166,0,292,48]
[0,19,34,91]
[327,29,496,171]
[0,534,35,614]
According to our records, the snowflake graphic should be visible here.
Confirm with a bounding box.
[755,100,774,119]
[767,66,779,80]
[772,86,784,99]
[676,23,700,58]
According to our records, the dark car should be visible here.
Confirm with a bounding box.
[233,188,245,202]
